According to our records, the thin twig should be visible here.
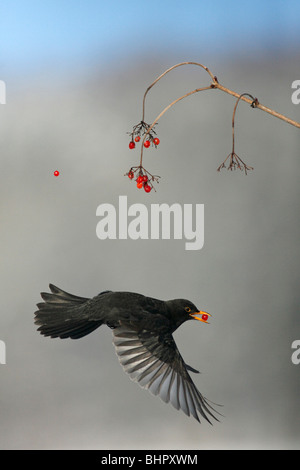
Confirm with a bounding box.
[217,93,256,174]
[140,85,213,166]
[215,83,300,129]
[142,61,216,122]
[133,61,300,180]
[142,61,300,129]
[231,93,257,153]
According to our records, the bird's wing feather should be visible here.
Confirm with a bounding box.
[34,284,105,339]
[112,322,219,424]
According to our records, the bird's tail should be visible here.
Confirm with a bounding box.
[34,284,103,339]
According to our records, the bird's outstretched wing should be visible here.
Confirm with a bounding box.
[112,322,220,424]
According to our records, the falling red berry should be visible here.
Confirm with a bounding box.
[202,314,209,322]
[134,136,140,142]
[142,175,148,182]
[153,138,160,146]
[144,183,152,193]
[54,171,59,177]
[137,182,143,189]
[144,140,150,148]
[128,171,134,179]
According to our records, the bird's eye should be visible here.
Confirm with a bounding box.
[185,307,191,313]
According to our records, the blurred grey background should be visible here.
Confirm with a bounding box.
[0,0,300,450]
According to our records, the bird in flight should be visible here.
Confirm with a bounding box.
[34,284,220,424]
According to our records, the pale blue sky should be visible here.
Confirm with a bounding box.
[1,0,300,78]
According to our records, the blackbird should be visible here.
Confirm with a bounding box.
[34,284,220,424]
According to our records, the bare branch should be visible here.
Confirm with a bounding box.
[215,83,300,129]
[142,61,216,122]
[140,85,213,166]
[126,61,300,191]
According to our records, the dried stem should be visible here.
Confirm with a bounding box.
[142,61,216,122]
[130,61,300,182]
[142,61,300,129]
[232,93,257,153]
[215,82,300,129]
[140,85,213,166]
[217,93,256,174]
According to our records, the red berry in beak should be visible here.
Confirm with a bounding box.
[202,314,208,322]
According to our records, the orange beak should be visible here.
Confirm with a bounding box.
[189,311,211,324]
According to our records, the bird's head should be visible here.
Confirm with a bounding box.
[165,299,211,330]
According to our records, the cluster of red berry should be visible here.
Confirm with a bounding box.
[129,136,160,150]
[126,167,153,193]
[127,120,160,150]
[126,122,161,192]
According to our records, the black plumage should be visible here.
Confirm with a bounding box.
[34,283,220,424]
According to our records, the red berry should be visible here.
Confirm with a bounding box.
[54,170,59,177]
[144,140,150,148]
[202,314,208,322]
[142,175,148,182]
[136,175,143,184]
[153,138,160,146]
[137,182,143,189]
[128,171,134,179]
[134,136,140,142]
[144,183,152,193]
[129,141,135,149]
